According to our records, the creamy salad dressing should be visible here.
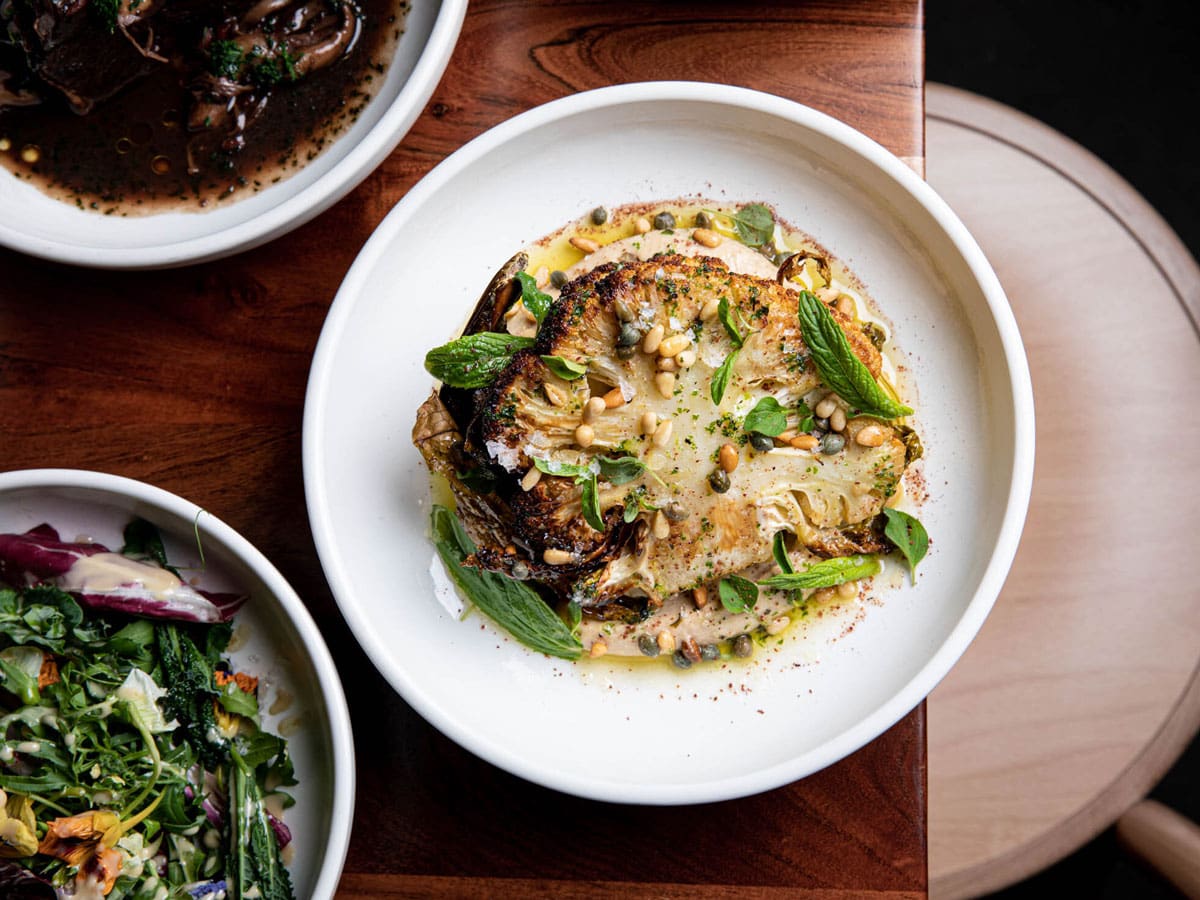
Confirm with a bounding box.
[58,552,184,597]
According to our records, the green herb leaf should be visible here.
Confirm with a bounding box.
[731,203,775,248]
[718,575,759,613]
[758,555,881,591]
[218,681,260,720]
[540,354,587,380]
[596,454,646,485]
[456,467,498,493]
[717,297,745,349]
[796,291,913,419]
[425,332,535,388]
[744,397,788,436]
[567,600,582,637]
[622,496,640,523]
[0,647,42,706]
[533,457,594,478]
[772,532,795,575]
[516,271,553,323]
[579,473,604,531]
[882,508,929,577]
[796,400,815,432]
[710,349,740,405]
[431,506,582,660]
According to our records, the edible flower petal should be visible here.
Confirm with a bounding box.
[0,789,39,858]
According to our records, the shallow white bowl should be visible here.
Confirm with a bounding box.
[0,469,354,899]
[304,82,1035,805]
[0,0,466,269]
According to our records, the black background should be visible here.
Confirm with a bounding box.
[927,1,1198,896]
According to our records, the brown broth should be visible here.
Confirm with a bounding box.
[0,0,408,215]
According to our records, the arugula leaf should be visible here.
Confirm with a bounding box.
[744,397,787,436]
[431,506,582,660]
[796,291,913,419]
[516,271,553,323]
[883,508,929,577]
[730,203,775,248]
[424,332,535,388]
[540,355,587,380]
[710,349,740,405]
[532,457,593,479]
[579,474,604,531]
[718,575,759,613]
[218,681,259,719]
[758,555,881,591]
[596,454,646,485]
[0,647,42,705]
[772,532,795,575]
[717,297,746,349]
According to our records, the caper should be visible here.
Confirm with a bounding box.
[616,344,637,360]
[694,210,713,228]
[732,633,754,658]
[662,501,689,522]
[653,211,676,230]
[550,269,568,288]
[700,643,721,662]
[638,634,660,657]
[708,468,731,493]
[617,322,641,347]
[749,433,775,452]
[671,650,693,669]
[590,206,608,226]
[862,321,888,350]
[813,416,829,432]
[820,432,846,455]
[511,559,530,580]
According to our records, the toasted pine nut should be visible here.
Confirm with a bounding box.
[766,616,790,636]
[777,429,797,442]
[816,287,840,304]
[855,425,886,447]
[534,266,550,288]
[543,548,574,565]
[836,580,858,599]
[693,586,709,609]
[603,387,625,408]
[635,216,652,234]
[520,467,542,491]
[654,371,676,399]
[641,411,658,436]
[692,228,722,248]
[658,334,691,357]
[718,443,739,472]
[651,419,674,448]
[505,305,537,338]
[790,434,820,450]
[811,587,837,604]
[642,323,665,354]
[814,396,838,418]
[829,407,847,433]
[652,510,670,540]
[657,630,676,652]
[570,236,599,254]
[657,356,678,373]
[575,423,595,448]
[583,396,606,423]
[700,297,721,321]
[589,639,608,659]
[836,295,855,317]
[544,383,569,407]
[677,349,697,368]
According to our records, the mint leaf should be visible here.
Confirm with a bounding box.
[425,332,534,388]
[532,457,594,478]
[596,454,646,486]
[731,203,775,248]
[718,296,745,349]
[796,291,912,419]
[744,397,787,436]
[772,532,795,575]
[516,271,553,323]
[758,555,881,591]
[711,349,740,405]
[883,508,928,578]
[579,473,604,531]
[718,575,759,613]
[540,355,587,380]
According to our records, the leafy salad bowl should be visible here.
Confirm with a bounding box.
[0,469,353,898]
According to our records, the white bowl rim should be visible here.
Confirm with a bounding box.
[303,80,1036,804]
[0,0,467,270]
[0,467,356,896]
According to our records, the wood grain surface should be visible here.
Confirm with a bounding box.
[924,84,1200,898]
[0,2,928,896]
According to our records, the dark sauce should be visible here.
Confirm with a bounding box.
[0,0,408,214]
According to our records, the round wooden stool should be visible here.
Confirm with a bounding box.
[924,83,1200,898]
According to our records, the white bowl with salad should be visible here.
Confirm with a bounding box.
[0,469,353,899]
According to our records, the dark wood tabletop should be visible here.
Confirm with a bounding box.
[0,1,927,896]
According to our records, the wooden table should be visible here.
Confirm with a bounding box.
[0,2,928,896]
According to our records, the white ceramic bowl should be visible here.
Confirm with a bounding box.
[0,469,354,899]
[304,82,1035,804]
[0,0,466,269]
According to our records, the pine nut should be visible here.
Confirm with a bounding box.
[652,419,674,448]
[817,287,840,304]
[692,228,722,248]
[790,434,820,450]
[836,580,858,599]
[677,349,697,368]
[635,216,652,234]
[836,295,855,317]
[652,510,670,540]
[657,356,678,373]
[603,387,625,408]
[700,298,721,321]
[589,639,608,659]
[570,236,599,254]
[693,586,709,609]
[814,396,838,418]
[582,397,606,423]
[718,443,739,472]
[520,467,542,491]
[534,266,550,288]
[654,371,676,399]
[855,425,886,447]
[575,424,595,447]
[829,407,847,433]
[766,616,790,636]
[544,383,569,407]
[657,630,676,652]
[543,548,574,565]
[778,429,797,442]
[641,411,658,436]
[658,334,691,357]
[642,324,665,354]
